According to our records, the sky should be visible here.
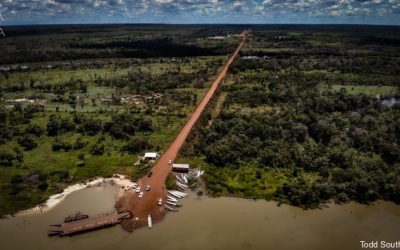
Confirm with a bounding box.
[0,0,399,25]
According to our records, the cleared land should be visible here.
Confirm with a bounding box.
[115,30,249,231]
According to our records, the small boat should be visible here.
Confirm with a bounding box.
[176,176,184,182]
[166,201,177,206]
[170,191,184,198]
[167,190,183,198]
[176,181,187,187]
[176,182,187,187]
[177,182,188,189]
[166,195,178,202]
[64,212,89,223]
[167,198,178,203]
[172,190,188,197]
[164,205,174,211]
[148,215,152,229]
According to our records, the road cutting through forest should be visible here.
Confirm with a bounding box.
[115,30,250,231]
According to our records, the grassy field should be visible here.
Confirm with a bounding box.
[330,85,398,96]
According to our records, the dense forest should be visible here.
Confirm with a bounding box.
[0,24,241,64]
[180,25,400,208]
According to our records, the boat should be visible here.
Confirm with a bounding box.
[177,183,188,190]
[166,195,178,202]
[164,205,174,211]
[177,182,188,189]
[167,198,178,203]
[170,191,184,198]
[64,212,89,223]
[176,181,187,187]
[173,190,188,197]
[148,215,152,229]
[166,201,177,206]
[167,190,183,198]
[176,182,187,188]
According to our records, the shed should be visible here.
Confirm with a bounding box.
[172,163,189,173]
[144,152,159,160]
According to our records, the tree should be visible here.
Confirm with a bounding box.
[17,135,37,151]
[90,143,105,156]
[123,137,152,154]
[25,124,44,137]
[47,114,60,136]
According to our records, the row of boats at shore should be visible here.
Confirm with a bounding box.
[147,190,187,229]
[176,169,205,190]
[147,169,205,229]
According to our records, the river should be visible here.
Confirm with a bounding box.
[0,183,399,250]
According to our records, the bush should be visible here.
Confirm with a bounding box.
[17,135,37,151]
[122,137,152,154]
[25,124,44,137]
[90,143,105,156]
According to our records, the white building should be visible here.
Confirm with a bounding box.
[144,152,159,161]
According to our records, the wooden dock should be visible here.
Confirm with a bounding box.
[48,211,131,236]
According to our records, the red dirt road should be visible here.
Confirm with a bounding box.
[115,30,249,231]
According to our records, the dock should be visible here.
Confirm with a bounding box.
[48,211,131,236]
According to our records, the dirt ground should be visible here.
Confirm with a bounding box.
[115,30,249,231]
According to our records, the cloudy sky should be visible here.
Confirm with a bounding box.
[0,0,399,25]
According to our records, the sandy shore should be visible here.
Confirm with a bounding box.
[14,174,135,217]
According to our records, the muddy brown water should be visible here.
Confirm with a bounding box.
[0,183,399,250]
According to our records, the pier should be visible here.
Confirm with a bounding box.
[48,211,131,236]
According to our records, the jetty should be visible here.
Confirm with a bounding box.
[48,211,131,236]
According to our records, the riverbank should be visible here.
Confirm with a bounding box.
[1,184,400,250]
[14,174,135,217]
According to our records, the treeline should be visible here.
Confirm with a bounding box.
[186,77,400,208]
[94,71,210,94]
[70,38,230,58]
[234,55,400,76]
[0,25,236,64]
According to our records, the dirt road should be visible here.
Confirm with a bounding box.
[115,30,249,231]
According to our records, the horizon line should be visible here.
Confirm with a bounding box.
[3,22,400,27]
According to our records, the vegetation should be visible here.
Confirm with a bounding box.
[1,24,400,214]
[180,25,400,208]
[0,24,237,215]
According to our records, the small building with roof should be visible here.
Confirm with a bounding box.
[172,163,189,173]
[144,152,160,161]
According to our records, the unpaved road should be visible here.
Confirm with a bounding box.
[115,30,249,231]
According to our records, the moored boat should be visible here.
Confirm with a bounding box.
[164,205,174,211]
[148,215,152,229]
